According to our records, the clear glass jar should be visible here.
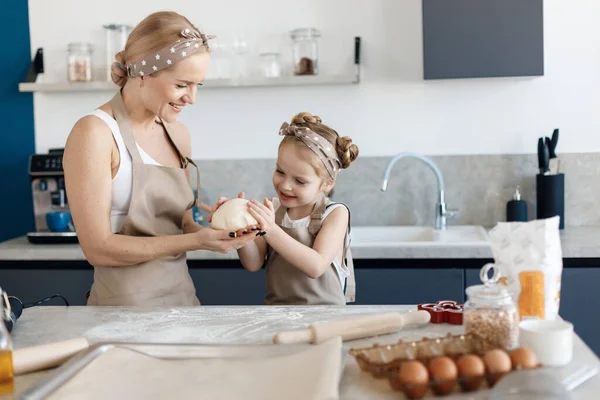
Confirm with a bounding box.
[464,264,519,350]
[259,52,281,78]
[103,24,131,81]
[0,288,14,395]
[290,28,320,76]
[67,42,93,82]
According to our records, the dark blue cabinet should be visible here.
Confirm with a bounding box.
[190,268,266,305]
[422,0,544,79]
[0,267,93,306]
[560,268,600,356]
[353,268,464,305]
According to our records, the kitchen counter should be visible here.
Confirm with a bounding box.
[1,226,599,261]
[5,305,600,399]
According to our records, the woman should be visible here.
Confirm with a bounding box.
[63,11,256,306]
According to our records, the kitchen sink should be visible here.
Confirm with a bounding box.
[350,226,489,247]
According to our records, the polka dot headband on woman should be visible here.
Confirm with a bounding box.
[279,122,342,179]
[117,28,215,78]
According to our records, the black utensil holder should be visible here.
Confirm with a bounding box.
[536,173,565,229]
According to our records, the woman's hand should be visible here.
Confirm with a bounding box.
[247,198,276,235]
[194,226,257,254]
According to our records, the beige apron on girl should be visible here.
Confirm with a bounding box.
[265,195,356,305]
[87,91,200,306]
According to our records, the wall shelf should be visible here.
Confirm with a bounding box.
[18,73,360,93]
[19,37,362,93]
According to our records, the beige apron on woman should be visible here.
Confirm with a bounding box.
[264,195,356,305]
[87,92,200,306]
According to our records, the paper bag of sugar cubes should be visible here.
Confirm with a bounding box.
[488,216,563,321]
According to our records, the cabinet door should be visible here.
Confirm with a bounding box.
[560,268,600,355]
[190,268,266,305]
[0,268,93,306]
[353,268,464,305]
[423,0,544,79]
[465,268,482,289]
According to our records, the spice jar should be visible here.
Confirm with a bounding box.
[464,264,519,350]
[67,42,94,82]
[290,28,320,76]
[0,288,14,395]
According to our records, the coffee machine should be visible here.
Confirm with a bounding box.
[27,148,78,244]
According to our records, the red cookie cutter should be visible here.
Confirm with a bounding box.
[418,300,464,325]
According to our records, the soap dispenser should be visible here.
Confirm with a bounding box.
[506,186,528,222]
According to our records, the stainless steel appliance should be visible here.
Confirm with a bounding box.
[27,148,78,244]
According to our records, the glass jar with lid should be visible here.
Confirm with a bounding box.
[464,264,519,350]
[67,42,94,82]
[290,28,320,76]
[103,24,132,81]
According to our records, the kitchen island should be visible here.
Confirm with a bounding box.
[4,305,600,399]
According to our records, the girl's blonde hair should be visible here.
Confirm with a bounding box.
[281,112,359,180]
[110,11,207,87]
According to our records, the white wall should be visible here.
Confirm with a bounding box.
[28,0,600,158]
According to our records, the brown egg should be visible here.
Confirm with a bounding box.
[483,349,512,374]
[509,347,538,369]
[398,360,429,399]
[456,354,486,377]
[483,349,512,387]
[428,356,458,395]
[456,354,485,391]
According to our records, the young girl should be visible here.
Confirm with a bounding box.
[238,112,359,305]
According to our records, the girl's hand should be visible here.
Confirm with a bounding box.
[248,198,276,234]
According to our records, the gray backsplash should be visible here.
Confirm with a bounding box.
[192,153,600,228]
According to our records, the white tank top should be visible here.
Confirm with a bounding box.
[87,109,161,233]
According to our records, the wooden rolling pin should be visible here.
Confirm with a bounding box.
[13,337,90,375]
[273,310,431,345]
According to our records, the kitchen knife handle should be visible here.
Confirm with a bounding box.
[551,128,559,154]
[546,137,556,159]
[538,138,549,174]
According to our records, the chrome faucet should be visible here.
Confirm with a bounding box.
[381,152,458,230]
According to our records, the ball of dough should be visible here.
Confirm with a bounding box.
[211,198,258,231]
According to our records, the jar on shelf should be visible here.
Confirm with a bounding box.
[290,28,320,76]
[259,52,282,78]
[103,24,132,81]
[463,264,519,350]
[67,42,94,82]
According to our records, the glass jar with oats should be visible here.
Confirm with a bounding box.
[464,264,519,350]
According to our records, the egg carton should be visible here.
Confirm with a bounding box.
[349,333,540,398]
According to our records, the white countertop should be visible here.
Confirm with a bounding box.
[6,305,600,399]
[0,226,599,261]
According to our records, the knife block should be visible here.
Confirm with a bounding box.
[536,173,565,229]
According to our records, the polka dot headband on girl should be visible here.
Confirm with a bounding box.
[279,122,342,179]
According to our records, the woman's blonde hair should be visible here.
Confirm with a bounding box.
[110,11,207,87]
[281,112,359,180]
